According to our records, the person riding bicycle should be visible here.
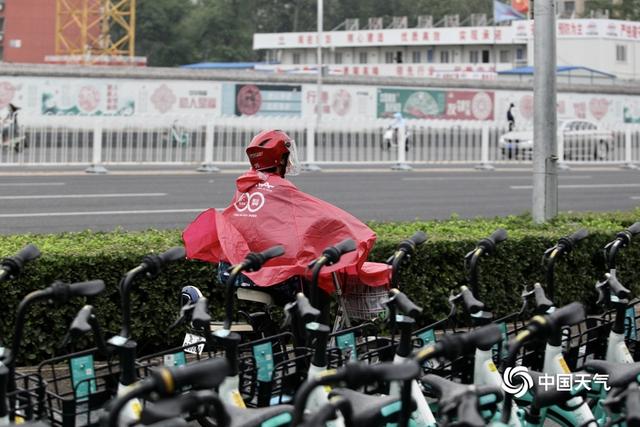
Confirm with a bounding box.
[183,129,389,305]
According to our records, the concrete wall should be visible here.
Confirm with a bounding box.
[1,63,640,125]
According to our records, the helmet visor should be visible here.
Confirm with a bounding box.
[285,140,301,176]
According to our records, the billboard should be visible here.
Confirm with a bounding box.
[377,88,495,121]
[227,84,302,116]
[0,78,221,117]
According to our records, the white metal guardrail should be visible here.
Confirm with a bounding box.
[0,115,638,170]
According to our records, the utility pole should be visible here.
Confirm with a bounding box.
[532,0,558,223]
[303,0,323,172]
[316,0,323,129]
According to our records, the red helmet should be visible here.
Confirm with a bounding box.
[246,130,300,175]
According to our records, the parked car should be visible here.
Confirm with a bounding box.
[499,119,613,160]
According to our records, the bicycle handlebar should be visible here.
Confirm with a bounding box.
[522,283,555,314]
[390,232,428,288]
[151,358,231,394]
[191,298,212,330]
[70,305,94,335]
[415,324,502,364]
[557,229,589,253]
[626,383,640,427]
[243,245,285,272]
[293,361,420,426]
[628,222,640,236]
[397,231,427,254]
[387,289,422,318]
[15,244,41,263]
[295,292,320,324]
[477,228,508,254]
[322,239,356,265]
[67,280,105,297]
[0,244,41,282]
[459,286,485,315]
[310,238,356,309]
[140,246,186,279]
[101,359,230,427]
[466,229,507,297]
[521,302,585,344]
[223,245,285,330]
[596,272,631,305]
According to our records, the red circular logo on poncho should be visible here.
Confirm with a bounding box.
[237,85,262,116]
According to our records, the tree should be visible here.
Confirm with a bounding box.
[135,0,195,66]
[585,0,640,20]
[134,0,497,66]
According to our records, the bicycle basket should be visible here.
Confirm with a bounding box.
[7,371,46,423]
[38,348,119,427]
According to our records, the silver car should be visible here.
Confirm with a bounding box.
[499,119,613,160]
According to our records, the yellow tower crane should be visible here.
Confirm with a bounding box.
[55,0,136,63]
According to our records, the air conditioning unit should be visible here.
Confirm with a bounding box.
[389,16,408,29]
[470,14,487,26]
[368,17,383,30]
[345,18,359,31]
[443,14,460,27]
[0,34,4,42]
[417,15,433,28]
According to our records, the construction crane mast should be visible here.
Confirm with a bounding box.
[55,0,136,62]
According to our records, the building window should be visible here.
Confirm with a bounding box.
[426,49,434,63]
[516,48,524,61]
[411,51,421,63]
[384,51,394,64]
[469,50,479,63]
[564,1,575,13]
[499,50,510,63]
[440,50,450,63]
[482,50,490,63]
[616,45,627,62]
[334,52,343,64]
[292,52,301,64]
[395,51,403,63]
[359,52,368,64]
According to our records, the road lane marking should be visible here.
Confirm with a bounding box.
[403,175,592,181]
[0,208,217,218]
[511,183,640,190]
[0,193,167,200]
[0,182,66,186]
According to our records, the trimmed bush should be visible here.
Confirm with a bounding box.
[1,209,639,364]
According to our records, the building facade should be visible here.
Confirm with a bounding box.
[253,18,640,81]
[2,0,56,64]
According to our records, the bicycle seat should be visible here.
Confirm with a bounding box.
[421,374,502,427]
[225,403,294,427]
[527,371,590,409]
[328,388,413,425]
[584,360,640,388]
[237,288,275,306]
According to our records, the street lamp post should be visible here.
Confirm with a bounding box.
[303,0,323,172]
[532,0,558,223]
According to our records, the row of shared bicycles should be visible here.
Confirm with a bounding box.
[1,222,640,427]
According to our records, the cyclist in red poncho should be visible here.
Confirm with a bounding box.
[182,130,389,306]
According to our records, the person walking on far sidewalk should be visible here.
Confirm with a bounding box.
[507,103,516,131]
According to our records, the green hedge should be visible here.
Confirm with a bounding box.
[1,209,640,364]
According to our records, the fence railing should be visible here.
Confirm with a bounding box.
[1,115,639,170]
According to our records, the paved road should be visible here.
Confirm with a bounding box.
[0,165,638,234]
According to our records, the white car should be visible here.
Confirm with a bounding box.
[499,119,614,160]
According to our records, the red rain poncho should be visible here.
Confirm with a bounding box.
[182,170,390,293]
